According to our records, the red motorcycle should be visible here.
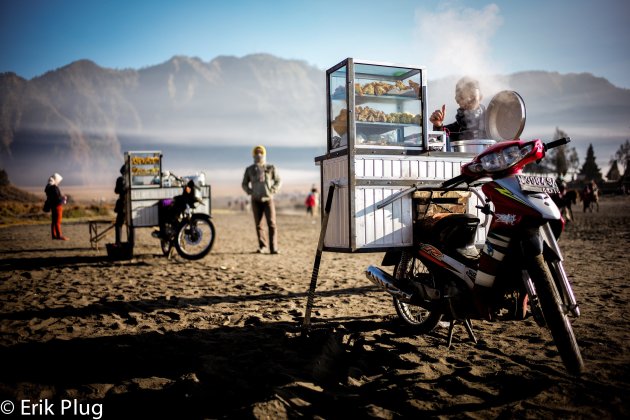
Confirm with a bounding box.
[366,137,584,375]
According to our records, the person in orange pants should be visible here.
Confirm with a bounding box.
[44,173,68,240]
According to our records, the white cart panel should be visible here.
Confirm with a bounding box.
[322,156,350,248]
[321,153,488,251]
[130,186,211,228]
[355,186,413,248]
[355,155,470,181]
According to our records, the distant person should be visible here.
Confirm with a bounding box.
[305,187,318,217]
[44,173,68,240]
[241,145,282,254]
[114,164,127,245]
[581,180,599,213]
[155,179,198,239]
[177,179,198,211]
[430,76,487,142]
[557,178,567,197]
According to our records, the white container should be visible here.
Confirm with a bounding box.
[450,139,496,154]
[184,172,206,186]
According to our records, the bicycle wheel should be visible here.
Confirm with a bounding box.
[527,253,584,375]
[392,249,442,333]
[174,215,215,260]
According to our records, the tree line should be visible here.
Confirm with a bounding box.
[540,128,629,185]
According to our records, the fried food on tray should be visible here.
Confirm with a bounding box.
[332,108,348,136]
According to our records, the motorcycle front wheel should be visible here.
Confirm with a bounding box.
[527,253,584,376]
[392,250,442,333]
[174,214,216,260]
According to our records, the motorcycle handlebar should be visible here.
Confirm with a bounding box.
[440,173,467,189]
[544,137,571,151]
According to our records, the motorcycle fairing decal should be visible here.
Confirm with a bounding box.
[418,243,475,289]
[418,244,448,268]
[491,176,562,220]
[477,231,512,287]
[484,232,510,260]
[483,242,505,260]
[494,186,528,206]
[495,213,517,225]
[486,232,510,248]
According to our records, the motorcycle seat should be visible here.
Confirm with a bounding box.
[416,213,480,264]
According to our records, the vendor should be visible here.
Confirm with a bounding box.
[430,76,487,141]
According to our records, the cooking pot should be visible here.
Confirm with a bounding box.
[450,139,496,153]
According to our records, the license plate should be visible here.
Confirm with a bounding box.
[516,175,559,194]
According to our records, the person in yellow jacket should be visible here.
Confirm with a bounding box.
[241,145,282,254]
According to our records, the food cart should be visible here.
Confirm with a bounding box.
[304,58,526,328]
[317,59,489,252]
[122,151,211,256]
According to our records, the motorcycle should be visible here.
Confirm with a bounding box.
[365,137,584,375]
[153,173,216,260]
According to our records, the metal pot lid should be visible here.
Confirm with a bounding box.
[485,90,526,141]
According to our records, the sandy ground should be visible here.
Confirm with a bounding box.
[19,183,317,204]
[1,197,629,419]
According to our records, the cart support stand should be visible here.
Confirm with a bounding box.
[302,182,337,332]
[88,220,115,250]
[446,319,477,348]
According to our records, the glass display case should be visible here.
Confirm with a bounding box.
[127,151,162,187]
[328,59,427,152]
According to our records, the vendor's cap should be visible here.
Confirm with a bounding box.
[252,145,266,156]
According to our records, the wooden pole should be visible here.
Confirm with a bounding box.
[302,182,336,331]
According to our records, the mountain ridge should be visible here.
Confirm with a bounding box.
[1,54,628,185]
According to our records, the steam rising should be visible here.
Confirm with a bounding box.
[415,3,510,112]
[414,3,503,79]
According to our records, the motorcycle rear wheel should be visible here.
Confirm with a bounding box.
[527,253,584,376]
[392,250,442,333]
[174,215,216,260]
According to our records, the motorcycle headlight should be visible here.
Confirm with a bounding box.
[502,145,521,166]
[480,151,503,172]
[479,145,530,172]
[519,143,534,158]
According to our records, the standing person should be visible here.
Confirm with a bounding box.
[241,145,282,254]
[429,76,487,142]
[305,186,318,217]
[589,179,600,212]
[44,173,68,240]
[114,164,127,245]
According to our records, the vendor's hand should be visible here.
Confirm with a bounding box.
[429,104,446,127]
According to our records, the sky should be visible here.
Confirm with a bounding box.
[1,0,630,88]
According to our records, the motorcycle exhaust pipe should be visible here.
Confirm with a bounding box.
[365,266,412,302]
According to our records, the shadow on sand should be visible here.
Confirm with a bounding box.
[0,286,379,321]
[0,318,560,419]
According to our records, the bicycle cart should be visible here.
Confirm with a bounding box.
[122,151,214,259]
